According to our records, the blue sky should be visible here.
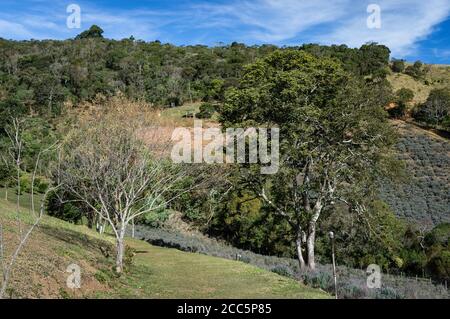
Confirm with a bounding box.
[1,0,449,63]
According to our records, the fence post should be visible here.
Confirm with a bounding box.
[329,231,338,300]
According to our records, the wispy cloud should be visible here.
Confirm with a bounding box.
[0,19,33,39]
[192,0,450,57]
[318,0,450,56]
[192,0,350,42]
[0,0,449,59]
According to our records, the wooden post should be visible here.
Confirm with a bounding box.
[329,231,338,299]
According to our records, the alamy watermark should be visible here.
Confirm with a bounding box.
[66,4,81,29]
[171,120,280,174]
[66,263,81,289]
[367,4,381,29]
[366,264,381,289]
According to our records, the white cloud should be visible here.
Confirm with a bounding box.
[194,0,450,56]
[194,0,351,42]
[318,0,450,57]
[0,19,33,39]
[0,0,448,57]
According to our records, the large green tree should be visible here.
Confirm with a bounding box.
[220,50,396,270]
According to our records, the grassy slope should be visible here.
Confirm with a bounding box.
[387,64,450,106]
[0,197,328,299]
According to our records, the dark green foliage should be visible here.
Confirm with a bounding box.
[46,191,84,224]
[75,25,104,40]
[298,43,390,78]
[358,43,391,78]
[0,36,392,119]
[316,201,407,272]
[389,88,414,118]
[208,189,294,256]
[413,88,450,130]
[391,59,406,73]
[0,116,58,198]
[196,102,217,119]
[398,223,450,281]
[405,60,426,79]
[0,97,28,134]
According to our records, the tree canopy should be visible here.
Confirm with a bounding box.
[220,50,397,270]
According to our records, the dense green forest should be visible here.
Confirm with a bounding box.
[0,25,392,115]
[1,26,449,286]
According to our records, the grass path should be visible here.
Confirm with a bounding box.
[0,198,329,299]
[102,238,329,299]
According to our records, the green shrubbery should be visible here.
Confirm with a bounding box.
[405,61,426,80]
[391,59,406,73]
[389,88,414,118]
[46,191,84,224]
[196,103,217,119]
[413,88,450,131]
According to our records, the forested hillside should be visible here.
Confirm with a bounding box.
[0,25,391,117]
[1,26,449,299]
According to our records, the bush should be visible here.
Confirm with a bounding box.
[413,88,450,130]
[389,88,414,118]
[405,61,425,79]
[124,245,137,271]
[391,59,405,73]
[46,191,84,224]
[270,265,294,278]
[196,103,217,119]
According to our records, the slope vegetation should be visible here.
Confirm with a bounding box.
[380,121,450,226]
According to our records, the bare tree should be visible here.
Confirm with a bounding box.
[58,99,199,273]
[0,118,59,299]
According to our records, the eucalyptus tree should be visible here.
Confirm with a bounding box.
[220,50,396,270]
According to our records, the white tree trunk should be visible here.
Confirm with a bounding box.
[296,230,306,270]
[115,225,126,273]
[306,224,316,270]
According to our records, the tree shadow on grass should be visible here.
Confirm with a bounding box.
[38,224,114,254]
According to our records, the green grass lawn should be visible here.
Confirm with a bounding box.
[0,187,43,211]
[100,238,329,299]
[0,197,329,299]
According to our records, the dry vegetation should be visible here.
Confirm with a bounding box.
[388,64,450,106]
[0,198,114,298]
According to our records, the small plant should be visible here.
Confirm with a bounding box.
[124,245,137,271]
